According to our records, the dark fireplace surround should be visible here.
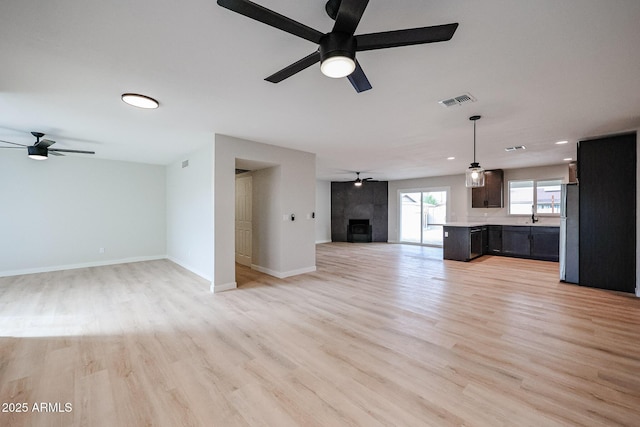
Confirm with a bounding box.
[331,181,388,242]
[347,219,372,243]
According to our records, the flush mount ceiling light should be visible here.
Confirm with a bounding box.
[555,140,569,145]
[465,115,485,188]
[121,93,159,109]
[447,156,455,160]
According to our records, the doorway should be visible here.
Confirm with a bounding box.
[399,189,448,247]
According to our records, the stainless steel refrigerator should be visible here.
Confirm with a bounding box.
[559,183,579,283]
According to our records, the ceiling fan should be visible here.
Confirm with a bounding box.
[351,171,377,186]
[0,131,95,160]
[217,0,459,93]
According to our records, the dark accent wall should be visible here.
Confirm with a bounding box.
[331,181,388,242]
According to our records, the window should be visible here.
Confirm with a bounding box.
[509,179,562,215]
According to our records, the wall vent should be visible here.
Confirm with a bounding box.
[182,160,189,168]
[438,92,476,108]
[504,145,526,152]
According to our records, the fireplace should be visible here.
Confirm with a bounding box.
[347,219,372,243]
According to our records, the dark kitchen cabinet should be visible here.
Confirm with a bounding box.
[472,169,504,208]
[579,133,636,293]
[487,225,502,254]
[531,227,560,261]
[444,224,559,262]
[443,226,484,261]
[501,226,531,257]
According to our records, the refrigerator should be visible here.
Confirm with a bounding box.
[559,183,579,283]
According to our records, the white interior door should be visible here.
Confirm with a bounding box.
[235,176,252,266]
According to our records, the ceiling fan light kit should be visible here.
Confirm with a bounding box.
[216,0,458,93]
[319,32,356,78]
[27,145,48,160]
[465,115,485,188]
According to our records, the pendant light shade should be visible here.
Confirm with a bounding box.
[465,115,485,188]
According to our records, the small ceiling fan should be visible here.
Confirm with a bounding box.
[217,0,459,92]
[351,171,377,186]
[0,131,95,160]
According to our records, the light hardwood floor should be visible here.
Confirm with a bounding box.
[1,243,640,426]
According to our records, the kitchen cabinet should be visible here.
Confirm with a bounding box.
[444,224,559,262]
[472,169,504,208]
[501,226,531,257]
[487,225,502,254]
[443,226,485,261]
[579,133,636,293]
[531,227,560,261]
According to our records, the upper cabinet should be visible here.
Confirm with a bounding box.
[472,169,504,208]
[568,161,578,184]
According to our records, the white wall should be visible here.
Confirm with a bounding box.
[388,164,569,242]
[214,134,316,291]
[166,144,214,281]
[0,151,166,276]
[252,166,282,272]
[315,180,331,243]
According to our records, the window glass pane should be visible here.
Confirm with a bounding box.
[400,192,421,243]
[422,191,446,246]
[536,179,562,214]
[509,180,534,214]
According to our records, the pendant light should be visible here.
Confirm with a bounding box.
[465,115,485,187]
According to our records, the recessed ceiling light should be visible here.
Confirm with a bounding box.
[121,93,159,109]
[564,157,573,161]
[447,156,455,160]
[555,140,568,145]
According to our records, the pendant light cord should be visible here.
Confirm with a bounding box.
[473,119,476,163]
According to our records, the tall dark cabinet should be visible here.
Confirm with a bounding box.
[472,169,504,208]
[578,133,636,293]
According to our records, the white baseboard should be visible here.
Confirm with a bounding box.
[315,240,331,244]
[211,281,237,293]
[166,256,213,282]
[0,255,167,278]
[251,264,316,279]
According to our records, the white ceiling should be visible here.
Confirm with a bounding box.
[1,0,639,181]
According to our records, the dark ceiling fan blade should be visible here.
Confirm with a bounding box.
[35,138,56,148]
[356,23,458,52]
[48,151,65,156]
[332,0,369,35]
[49,148,95,154]
[347,60,372,93]
[217,0,323,44]
[0,139,28,147]
[265,51,321,83]
[0,146,24,149]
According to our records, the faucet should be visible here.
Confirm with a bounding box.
[531,205,539,223]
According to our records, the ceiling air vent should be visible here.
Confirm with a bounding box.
[505,145,526,152]
[438,92,476,108]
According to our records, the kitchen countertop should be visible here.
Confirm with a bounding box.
[444,222,560,228]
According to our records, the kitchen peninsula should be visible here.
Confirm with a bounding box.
[443,222,560,262]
